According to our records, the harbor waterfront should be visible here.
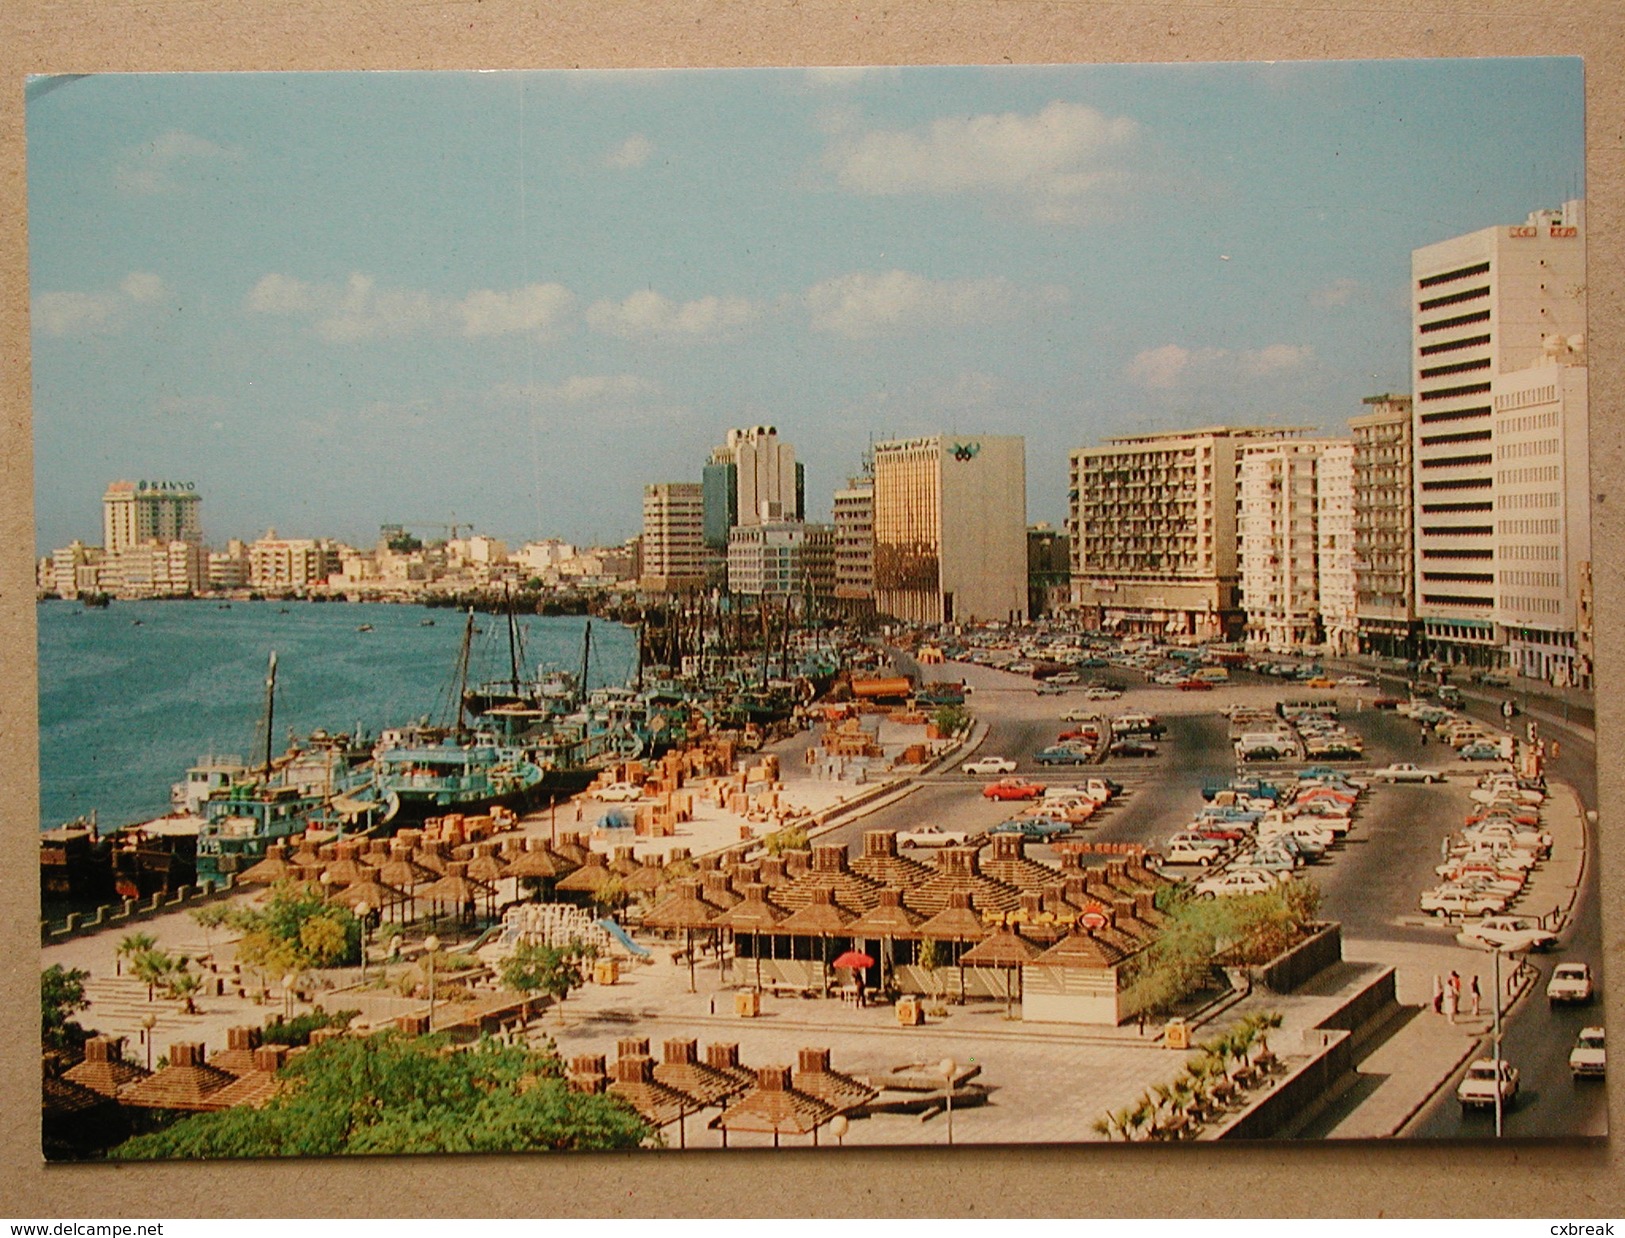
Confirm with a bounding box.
[36,599,637,832]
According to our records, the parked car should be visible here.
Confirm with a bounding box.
[1570,1027,1606,1079]
[1194,869,1280,898]
[898,824,969,849]
[1547,962,1595,1004]
[1421,887,1508,917]
[1336,675,1371,687]
[1063,705,1106,721]
[989,816,1071,840]
[1165,834,1228,866]
[1049,672,1081,685]
[982,778,1046,802]
[1371,763,1449,779]
[1457,916,1558,954]
[1083,687,1123,701]
[1457,1058,1519,1110]
[1108,739,1159,758]
[596,782,646,802]
[1459,742,1505,761]
[1034,746,1094,765]
[1178,679,1215,692]
[962,756,1018,776]
[1036,682,1068,696]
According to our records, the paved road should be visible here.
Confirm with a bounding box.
[831,655,1605,1139]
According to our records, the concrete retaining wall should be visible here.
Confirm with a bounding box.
[1255,921,1343,993]
[40,874,240,946]
[1217,1028,1354,1140]
[1314,965,1399,1052]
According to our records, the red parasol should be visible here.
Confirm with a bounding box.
[831,949,875,970]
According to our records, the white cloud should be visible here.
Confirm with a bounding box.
[457,283,575,337]
[113,129,237,195]
[825,100,1139,221]
[120,271,166,302]
[1125,342,1313,389]
[315,274,438,343]
[499,375,661,404]
[33,270,169,336]
[805,269,1063,339]
[245,273,320,315]
[586,289,758,339]
[605,134,654,169]
[1309,278,1360,308]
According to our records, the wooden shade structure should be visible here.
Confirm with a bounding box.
[917,890,988,1003]
[711,883,790,992]
[607,1055,694,1143]
[979,834,1064,891]
[328,873,411,922]
[960,924,1043,1014]
[714,1065,836,1148]
[791,1047,877,1113]
[63,1036,150,1098]
[779,887,857,996]
[653,1038,747,1112]
[845,887,926,993]
[117,1042,237,1112]
[417,860,496,930]
[850,830,933,889]
[643,879,723,992]
[902,847,1022,918]
[236,843,295,887]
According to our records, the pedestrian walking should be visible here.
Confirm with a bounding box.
[1431,974,1443,1014]
[1470,975,1481,1017]
[575,801,583,823]
[1443,985,1458,1024]
[1448,970,1462,1001]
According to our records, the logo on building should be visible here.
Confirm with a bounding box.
[950,443,981,462]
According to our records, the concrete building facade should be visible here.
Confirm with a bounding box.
[831,474,875,606]
[102,480,202,555]
[872,435,1026,626]
[1411,199,1587,668]
[1069,427,1301,640]
[249,533,340,592]
[639,482,706,593]
[726,521,835,602]
[1350,395,1417,659]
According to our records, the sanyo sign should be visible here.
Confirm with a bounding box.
[136,480,197,493]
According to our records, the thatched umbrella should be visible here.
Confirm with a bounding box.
[463,843,508,901]
[642,879,722,992]
[711,883,790,992]
[850,830,933,890]
[917,890,988,1003]
[713,1065,836,1148]
[960,924,1043,1015]
[556,851,615,900]
[236,843,296,887]
[499,838,578,902]
[779,887,857,997]
[607,846,643,878]
[622,856,666,898]
[328,873,410,924]
[318,842,370,887]
[416,861,495,932]
[845,888,926,994]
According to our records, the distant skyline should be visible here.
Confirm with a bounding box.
[27,60,1583,553]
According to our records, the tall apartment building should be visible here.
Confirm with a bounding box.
[703,427,805,550]
[726,521,835,602]
[1070,427,1301,639]
[1493,339,1590,686]
[1411,199,1587,668]
[249,531,340,592]
[102,480,202,554]
[1236,438,1352,651]
[639,483,706,593]
[831,473,875,607]
[1349,394,1416,659]
[1027,524,1071,619]
[872,435,1026,625]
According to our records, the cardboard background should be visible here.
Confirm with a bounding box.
[2,0,1620,1217]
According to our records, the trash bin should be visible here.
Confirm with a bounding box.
[1165,1017,1190,1050]
[734,989,760,1018]
[896,996,924,1026]
[594,958,620,986]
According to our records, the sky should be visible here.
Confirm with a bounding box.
[26,60,1584,553]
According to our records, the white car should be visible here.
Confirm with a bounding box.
[898,825,969,849]
[1420,887,1508,918]
[1049,672,1081,685]
[1194,869,1280,898]
[1083,687,1122,701]
[1456,916,1559,953]
[595,782,645,802]
[1570,1027,1606,1078]
[1063,706,1106,721]
[1457,1058,1519,1110]
[962,756,1018,776]
[1165,836,1228,866]
[1546,962,1594,1004]
[1369,763,1445,784]
[1336,675,1370,687]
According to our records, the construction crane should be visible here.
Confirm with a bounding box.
[379,520,473,550]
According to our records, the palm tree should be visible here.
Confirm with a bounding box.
[168,971,203,1015]
[1246,1011,1285,1070]
[130,949,175,1002]
[1126,1096,1155,1141]
[116,932,156,978]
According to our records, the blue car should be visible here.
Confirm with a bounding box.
[990,816,1071,839]
[1460,742,1503,760]
[1034,745,1093,765]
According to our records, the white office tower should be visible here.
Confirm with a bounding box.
[1411,199,1587,673]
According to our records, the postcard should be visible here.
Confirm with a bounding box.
[31,59,1602,1158]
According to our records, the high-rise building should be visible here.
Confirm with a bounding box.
[639,483,706,593]
[703,426,804,550]
[1236,438,1352,651]
[832,473,875,606]
[1492,338,1589,686]
[1411,199,1587,668]
[726,521,835,601]
[1070,427,1302,639]
[1350,394,1416,659]
[102,480,202,555]
[872,434,1026,625]
[1027,524,1071,619]
[249,531,339,592]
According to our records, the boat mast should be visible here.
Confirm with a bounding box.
[455,608,475,739]
[579,620,593,703]
[635,612,645,693]
[262,651,278,778]
[504,581,522,696]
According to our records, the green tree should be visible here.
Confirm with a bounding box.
[42,964,92,1051]
[500,941,587,1022]
[115,931,156,978]
[168,971,204,1015]
[130,949,178,1003]
[109,1031,652,1158]
[931,705,970,736]
[221,879,360,973]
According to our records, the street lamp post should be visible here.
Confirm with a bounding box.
[939,1057,957,1146]
[422,934,440,1031]
[1492,946,1504,1138]
[282,972,299,1021]
[355,901,371,982]
[830,1114,849,1148]
[140,1013,157,1072]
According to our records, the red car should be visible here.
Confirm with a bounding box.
[1178,679,1215,691]
[1192,823,1251,841]
[1057,728,1100,744]
[982,778,1047,801]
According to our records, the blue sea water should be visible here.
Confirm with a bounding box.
[36,599,637,831]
